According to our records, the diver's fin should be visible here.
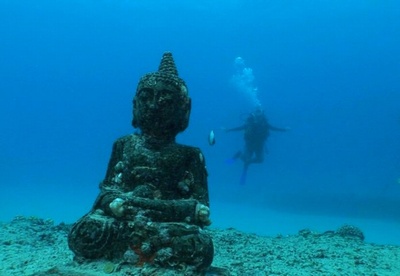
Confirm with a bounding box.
[225,151,242,165]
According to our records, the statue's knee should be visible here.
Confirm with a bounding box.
[68,211,127,259]
[162,232,214,271]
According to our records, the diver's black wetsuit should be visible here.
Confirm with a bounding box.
[226,109,287,184]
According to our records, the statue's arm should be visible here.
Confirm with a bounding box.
[92,138,211,227]
[188,148,210,206]
[93,191,210,227]
[102,137,128,182]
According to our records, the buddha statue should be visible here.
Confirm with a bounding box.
[68,52,213,274]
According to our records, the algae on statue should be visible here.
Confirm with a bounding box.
[68,52,213,274]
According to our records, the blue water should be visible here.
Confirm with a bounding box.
[1,1,399,245]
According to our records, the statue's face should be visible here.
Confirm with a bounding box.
[133,79,191,139]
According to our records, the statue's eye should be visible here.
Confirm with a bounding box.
[140,88,154,96]
[159,97,173,104]
[157,90,174,103]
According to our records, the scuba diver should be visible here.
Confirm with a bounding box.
[225,107,289,185]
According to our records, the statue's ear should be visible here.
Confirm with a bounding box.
[132,99,138,128]
[187,98,192,119]
[181,97,191,131]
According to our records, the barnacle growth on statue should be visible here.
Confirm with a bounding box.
[67,52,214,274]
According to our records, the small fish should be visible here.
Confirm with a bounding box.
[208,130,215,145]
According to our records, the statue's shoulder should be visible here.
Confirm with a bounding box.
[175,143,200,152]
[113,133,142,149]
[174,143,204,160]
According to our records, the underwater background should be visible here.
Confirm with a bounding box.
[1,0,399,244]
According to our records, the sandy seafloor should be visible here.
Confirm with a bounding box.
[1,216,400,276]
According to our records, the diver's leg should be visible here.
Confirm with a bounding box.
[247,143,264,164]
[253,147,264,164]
[240,162,249,185]
[239,147,253,185]
[232,150,242,159]
[242,145,253,163]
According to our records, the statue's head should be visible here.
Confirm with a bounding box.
[132,52,191,141]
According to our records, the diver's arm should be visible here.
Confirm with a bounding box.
[225,125,246,132]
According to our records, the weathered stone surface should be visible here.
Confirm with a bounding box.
[68,52,213,273]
